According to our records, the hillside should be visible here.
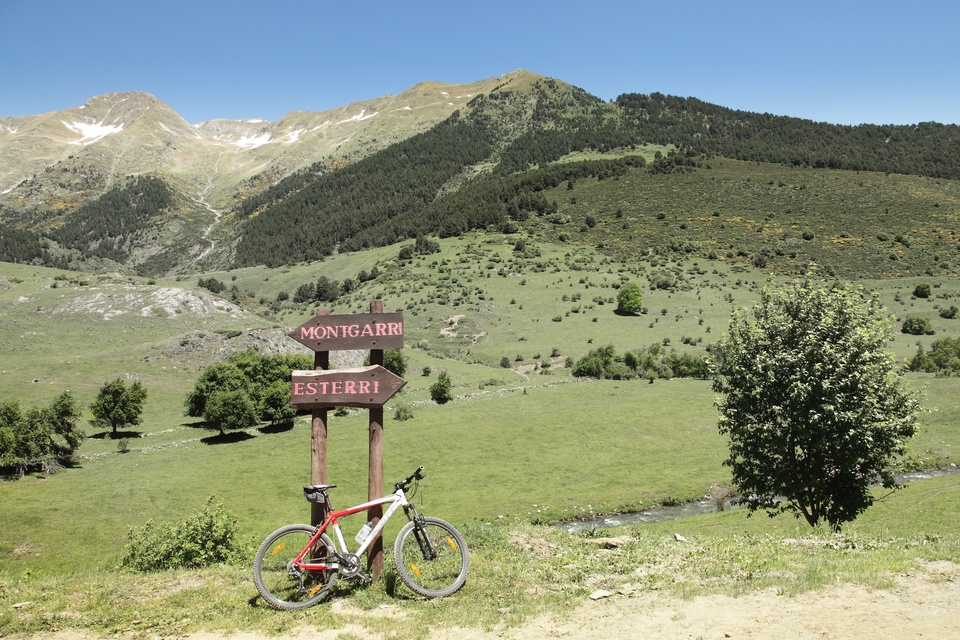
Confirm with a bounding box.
[0,75,511,274]
[2,70,960,278]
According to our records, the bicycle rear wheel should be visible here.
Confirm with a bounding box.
[253,524,338,610]
[394,517,469,598]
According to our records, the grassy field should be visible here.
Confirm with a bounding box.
[2,226,960,636]
[3,474,958,638]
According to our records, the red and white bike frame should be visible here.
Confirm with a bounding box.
[296,487,410,571]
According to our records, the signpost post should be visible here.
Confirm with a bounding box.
[289,300,404,579]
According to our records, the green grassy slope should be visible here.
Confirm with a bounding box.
[2,233,959,577]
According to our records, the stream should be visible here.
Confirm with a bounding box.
[555,467,960,533]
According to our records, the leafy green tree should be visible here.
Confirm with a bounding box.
[90,378,148,436]
[293,282,315,303]
[203,390,258,436]
[711,276,920,531]
[259,380,296,425]
[314,276,339,302]
[383,349,408,378]
[429,371,453,404]
[913,283,932,298]
[616,282,644,315]
[0,392,83,476]
[185,362,252,418]
[185,350,311,420]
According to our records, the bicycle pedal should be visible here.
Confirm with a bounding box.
[357,572,373,584]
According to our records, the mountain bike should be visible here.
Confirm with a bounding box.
[253,466,469,610]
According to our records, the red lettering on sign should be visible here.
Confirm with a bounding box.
[389,322,402,335]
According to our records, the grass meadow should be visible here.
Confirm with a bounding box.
[1,226,959,636]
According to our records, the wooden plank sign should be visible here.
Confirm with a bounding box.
[289,312,404,352]
[291,365,406,408]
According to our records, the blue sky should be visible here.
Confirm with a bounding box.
[2,0,958,126]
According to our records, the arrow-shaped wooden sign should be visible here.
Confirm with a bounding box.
[289,312,404,352]
[291,365,407,409]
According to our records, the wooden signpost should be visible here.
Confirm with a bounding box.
[289,300,404,579]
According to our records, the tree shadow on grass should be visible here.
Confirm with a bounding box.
[182,419,211,431]
[201,431,256,445]
[258,420,295,435]
[88,430,144,440]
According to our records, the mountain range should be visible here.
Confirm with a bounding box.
[2,69,959,277]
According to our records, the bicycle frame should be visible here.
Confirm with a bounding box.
[296,487,412,572]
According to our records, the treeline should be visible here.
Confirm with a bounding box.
[351,155,647,245]
[0,224,60,266]
[233,111,496,267]
[616,93,960,179]
[482,79,638,175]
[49,175,174,262]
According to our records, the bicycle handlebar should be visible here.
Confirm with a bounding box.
[395,465,425,491]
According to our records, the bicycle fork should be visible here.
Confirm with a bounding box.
[404,505,438,561]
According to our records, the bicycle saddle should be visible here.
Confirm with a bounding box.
[304,483,337,491]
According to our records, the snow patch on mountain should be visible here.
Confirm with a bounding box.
[63,120,125,145]
[338,110,379,124]
[231,131,272,149]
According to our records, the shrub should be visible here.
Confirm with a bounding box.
[939,305,959,319]
[572,345,635,380]
[901,316,935,335]
[120,497,247,571]
[907,337,960,375]
[913,283,932,298]
[394,404,414,421]
[430,371,453,404]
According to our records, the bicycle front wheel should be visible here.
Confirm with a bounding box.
[394,517,469,598]
[253,524,338,610]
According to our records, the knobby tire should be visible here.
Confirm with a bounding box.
[253,524,338,610]
[393,517,469,598]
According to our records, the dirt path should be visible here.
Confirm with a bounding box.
[31,566,960,640]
